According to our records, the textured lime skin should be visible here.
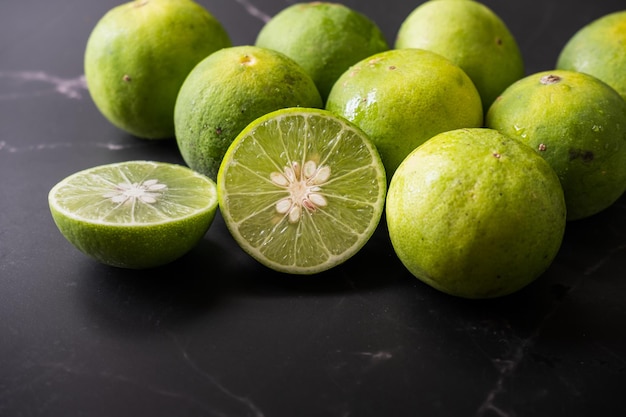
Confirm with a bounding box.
[326,48,483,176]
[486,70,626,221]
[174,45,323,180]
[386,128,566,299]
[217,108,386,275]
[48,161,218,269]
[50,208,214,269]
[255,2,389,102]
[84,0,231,139]
[395,0,524,112]
[557,10,626,101]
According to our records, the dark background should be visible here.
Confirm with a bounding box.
[1,1,625,416]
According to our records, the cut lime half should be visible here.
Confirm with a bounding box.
[217,107,387,275]
[48,161,218,269]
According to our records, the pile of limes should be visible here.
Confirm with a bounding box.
[49,0,626,299]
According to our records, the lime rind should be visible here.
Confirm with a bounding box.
[218,108,386,274]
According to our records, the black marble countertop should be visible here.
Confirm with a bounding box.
[2,1,625,416]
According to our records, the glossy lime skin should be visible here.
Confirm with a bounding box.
[326,48,483,177]
[395,0,524,112]
[386,128,566,299]
[84,0,231,139]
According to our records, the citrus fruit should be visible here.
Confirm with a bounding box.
[326,47,483,176]
[556,10,626,101]
[386,128,566,299]
[48,161,218,269]
[395,0,524,112]
[174,45,323,181]
[485,70,626,221]
[217,107,387,275]
[255,1,389,102]
[84,0,231,139]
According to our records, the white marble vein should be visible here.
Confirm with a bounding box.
[474,283,582,416]
[0,71,86,100]
[476,338,531,417]
[584,243,626,275]
[94,369,227,416]
[3,334,266,417]
[357,350,393,362]
[170,333,266,417]
[0,140,141,154]
[234,0,272,23]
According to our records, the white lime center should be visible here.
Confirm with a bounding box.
[102,179,167,205]
[270,160,330,223]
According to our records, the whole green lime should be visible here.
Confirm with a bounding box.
[174,45,323,180]
[486,70,626,220]
[255,1,389,102]
[84,0,231,139]
[386,128,566,299]
[557,10,626,101]
[395,0,524,112]
[326,48,483,176]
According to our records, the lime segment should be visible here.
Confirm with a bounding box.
[48,161,218,269]
[217,108,387,275]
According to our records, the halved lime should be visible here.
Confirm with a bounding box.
[217,108,387,275]
[48,161,218,269]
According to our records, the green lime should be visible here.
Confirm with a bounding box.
[557,10,626,101]
[395,0,524,112]
[255,1,389,102]
[217,107,387,275]
[84,0,231,139]
[48,161,218,269]
[326,48,483,176]
[386,128,566,299]
[174,45,323,181]
[486,70,626,221]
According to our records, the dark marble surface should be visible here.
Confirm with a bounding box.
[2,1,626,416]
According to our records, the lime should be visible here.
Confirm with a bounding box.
[395,0,524,112]
[326,48,483,176]
[84,0,231,139]
[48,161,218,269]
[556,10,626,101]
[217,107,387,275]
[174,45,323,181]
[386,128,566,299]
[255,2,389,102]
[486,70,626,221]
